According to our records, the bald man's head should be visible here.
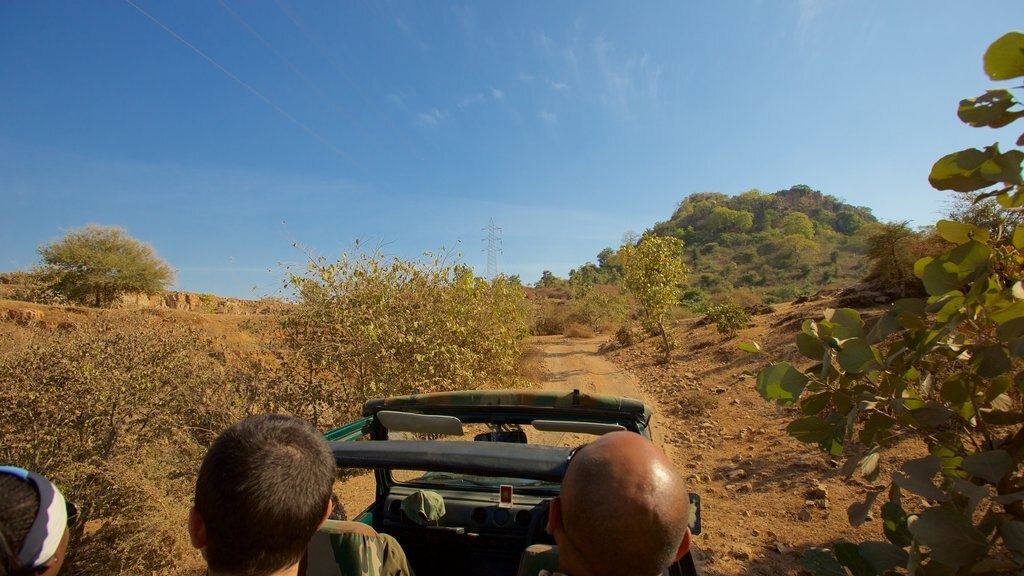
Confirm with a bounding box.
[550,432,690,576]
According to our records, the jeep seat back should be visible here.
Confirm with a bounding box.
[516,544,559,576]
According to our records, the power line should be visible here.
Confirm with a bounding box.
[122,0,353,163]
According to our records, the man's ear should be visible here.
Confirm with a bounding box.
[320,498,333,528]
[546,496,562,535]
[672,527,692,562]
[188,506,207,550]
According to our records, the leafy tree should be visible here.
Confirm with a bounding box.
[781,211,815,239]
[706,206,754,234]
[536,270,565,288]
[748,32,1024,575]
[568,262,602,292]
[36,225,174,307]
[835,210,865,235]
[771,234,819,267]
[863,221,924,296]
[596,247,624,283]
[621,233,687,362]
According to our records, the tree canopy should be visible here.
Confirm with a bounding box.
[37,225,174,307]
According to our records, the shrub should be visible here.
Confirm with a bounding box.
[614,324,639,347]
[0,316,226,574]
[563,322,595,338]
[679,288,709,311]
[749,32,1024,575]
[702,301,750,336]
[533,300,570,335]
[283,246,530,409]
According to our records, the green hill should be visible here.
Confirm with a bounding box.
[649,185,878,302]
[550,185,882,305]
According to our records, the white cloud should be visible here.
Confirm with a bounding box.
[458,93,485,108]
[490,87,505,101]
[538,109,557,125]
[799,0,820,30]
[518,72,535,82]
[550,81,568,92]
[414,108,447,127]
[592,36,661,118]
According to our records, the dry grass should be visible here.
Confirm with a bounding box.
[517,344,548,384]
[563,322,595,338]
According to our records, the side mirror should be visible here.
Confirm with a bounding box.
[688,494,701,536]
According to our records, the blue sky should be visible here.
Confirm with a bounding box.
[2,1,1023,298]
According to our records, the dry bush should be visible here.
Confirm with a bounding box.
[0,315,228,574]
[725,287,763,308]
[533,300,571,335]
[283,247,530,410]
[517,345,547,384]
[671,390,719,419]
[563,322,595,338]
[613,324,639,347]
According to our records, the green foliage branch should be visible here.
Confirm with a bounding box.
[35,225,174,307]
[621,233,687,362]
[746,32,1024,575]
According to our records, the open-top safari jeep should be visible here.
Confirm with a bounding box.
[315,389,701,576]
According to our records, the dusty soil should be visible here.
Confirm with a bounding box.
[601,300,906,576]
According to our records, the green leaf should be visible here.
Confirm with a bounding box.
[973,346,1012,378]
[1014,226,1024,250]
[995,316,1024,340]
[908,504,989,568]
[940,376,970,404]
[961,450,1013,483]
[868,299,925,343]
[823,308,865,339]
[882,502,913,547]
[995,491,1024,505]
[800,390,832,415]
[979,409,1024,425]
[990,299,1024,325]
[1000,520,1024,554]
[756,362,809,405]
[958,89,1024,128]
[848,490,881,527]
[835,542,875,576]
[910,401,953,429]
[797,332,826,360]
[858,541,909,574]
[918,241,991,296]
[892,456,949,502]
[837,338,878,373]
[787,416,834,443]
[985,149,1024,186]
[935,219,990,244]
[929,147,997,192]
[949,477,988,515]
[738,341,762,354]
[984,31,1024,81]
[801,547,848,576]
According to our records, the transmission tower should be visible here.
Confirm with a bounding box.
[482,219,502,279]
